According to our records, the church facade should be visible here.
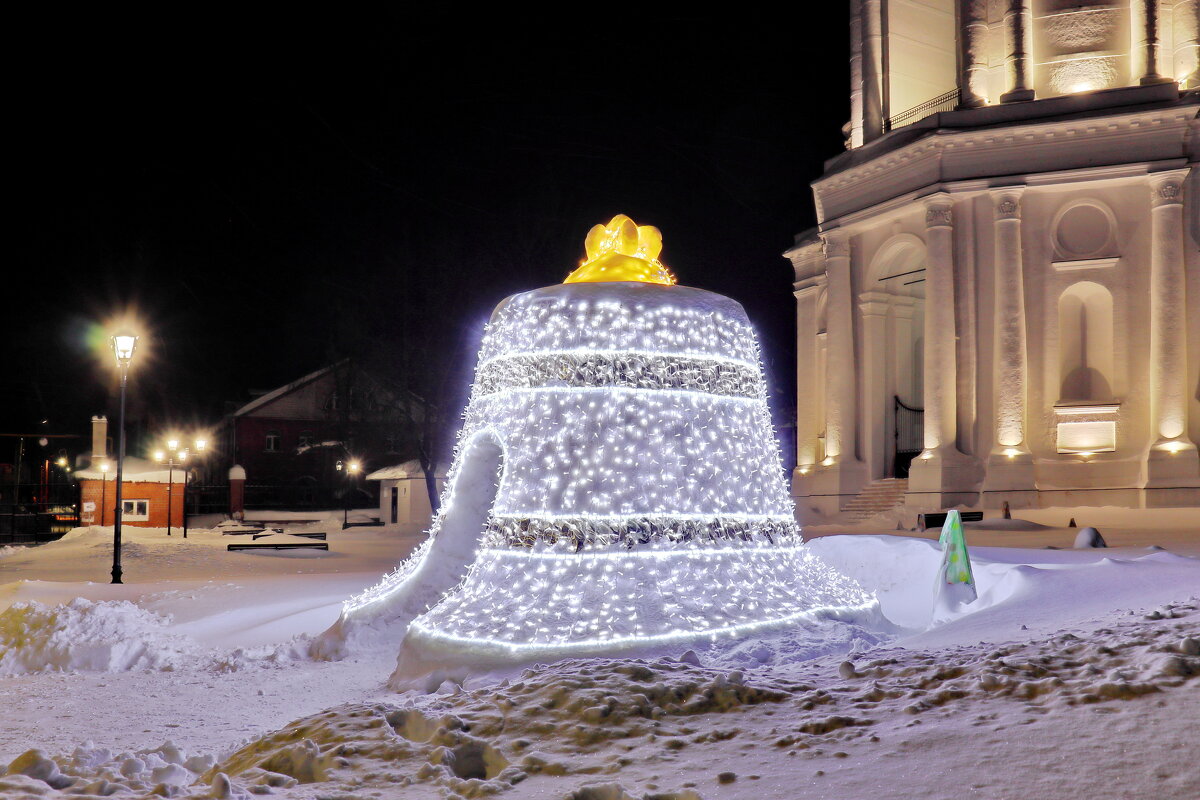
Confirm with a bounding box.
[788,0,1199,519]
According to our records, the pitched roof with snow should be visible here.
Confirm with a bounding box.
[76,456,188,483]
[366,460,447,480]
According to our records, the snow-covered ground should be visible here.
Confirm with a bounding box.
[1,512,1198,798]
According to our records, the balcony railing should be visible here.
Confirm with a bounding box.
[884,88,961,132]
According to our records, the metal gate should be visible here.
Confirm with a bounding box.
[894,396,924,478]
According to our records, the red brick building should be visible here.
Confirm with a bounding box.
[217,362,421,503]
[76,456,187,529]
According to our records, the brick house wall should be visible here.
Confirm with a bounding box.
[79,478,185,528]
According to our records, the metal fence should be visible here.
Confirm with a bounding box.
[0,482,80,544]
[188,482,377,515]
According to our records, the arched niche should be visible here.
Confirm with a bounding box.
[861,233,928,478]
[868,233,928,298]
[1058,281,1115,403]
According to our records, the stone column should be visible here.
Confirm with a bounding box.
[1174,0,1200,89]
[1133,0,1171,83]
[849,0,866,148]
[1147,170,1200,488]
[983,188,1037,500]
[921,197,958,454]
[794,277,827,472]
[823,232,856,463]
[1000,0,1035,102]
[907,197,976,507]
[817,231,868,505]
[861,0,886,141]
[958,0,990,106]
[859,292,892,479]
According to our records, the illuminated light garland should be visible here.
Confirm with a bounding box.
[482,514,800,549]
[408,601,880,655]
[477,348,759,371]
[336,277,877,662]
[474,351,763,399]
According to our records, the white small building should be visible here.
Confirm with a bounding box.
[365,460,446,526]
[789,1,1199,519]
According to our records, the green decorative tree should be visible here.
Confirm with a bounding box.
[938,509,975,588]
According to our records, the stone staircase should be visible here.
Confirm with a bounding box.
[842,478,909,523]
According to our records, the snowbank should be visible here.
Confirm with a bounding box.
[0,598,201,675]
[8,599,1197,798]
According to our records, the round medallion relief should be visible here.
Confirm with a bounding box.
[1054,203,1113,258]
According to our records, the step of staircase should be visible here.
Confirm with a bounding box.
[842,478,909,522]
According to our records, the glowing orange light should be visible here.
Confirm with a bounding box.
[564,214,676,286]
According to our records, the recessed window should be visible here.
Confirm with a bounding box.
[1058,282,1114,403]
[265,431,281,452]
[122,499,149,521]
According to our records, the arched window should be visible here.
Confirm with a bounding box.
[1058,282,1114,403]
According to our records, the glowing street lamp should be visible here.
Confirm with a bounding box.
[110,332,138,584]
[155,436,205,538]
[339,459,362,529]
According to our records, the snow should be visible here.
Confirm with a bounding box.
[75,456,188,483]
[365,460,447,480]
[1,513,1198,798]
[0,598,201,675]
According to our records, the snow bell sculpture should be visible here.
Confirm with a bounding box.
[321,215,877,676]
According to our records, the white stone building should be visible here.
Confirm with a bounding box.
[788,0,1199,519]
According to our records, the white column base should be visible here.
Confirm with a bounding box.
[905,446,982,509]
[981,446,1038,510]
[1146,438,1200,488]
[793,457,869,513]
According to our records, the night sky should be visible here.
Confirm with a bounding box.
[9,9,848,462]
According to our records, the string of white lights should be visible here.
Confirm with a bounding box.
[338,281,876,657]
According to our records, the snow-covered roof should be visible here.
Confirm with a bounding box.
[76,456,188,483]
[231,363,337,418]
[366,460,447,480]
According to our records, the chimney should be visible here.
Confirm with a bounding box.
[91,416,108,463]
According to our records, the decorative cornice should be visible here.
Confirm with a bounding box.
[858,290,893,317]
[822,232,851,258]
[813,104,1197,223]
[1052,257,1120,272]
[794,273,828,299]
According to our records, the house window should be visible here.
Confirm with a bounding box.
[122,499,149,521]
[265,430,281,452]
[298,431,313,448]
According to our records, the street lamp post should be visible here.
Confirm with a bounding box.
[154,441,188,537]
[183,438,206,539]
[341,460,360,529]
[99,461,110,526]
[110,333,138,585]
[155,436,205,538]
